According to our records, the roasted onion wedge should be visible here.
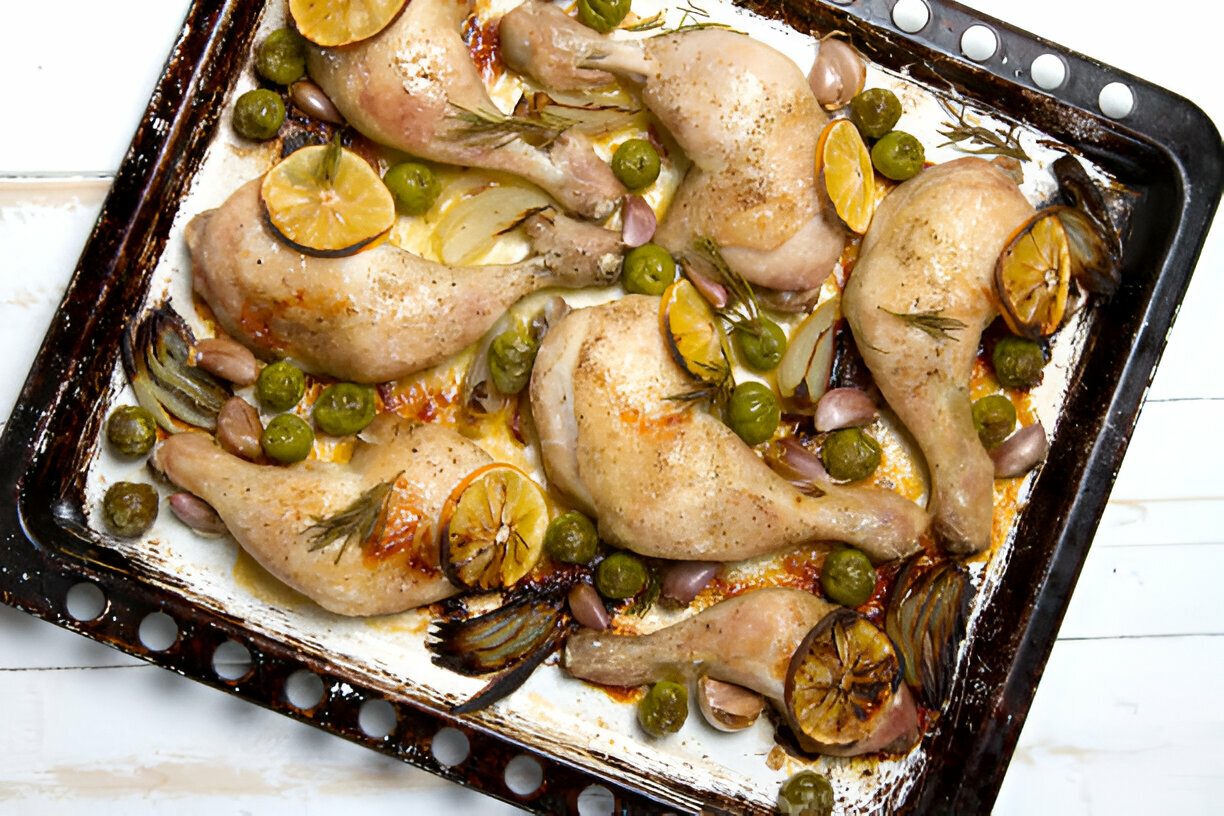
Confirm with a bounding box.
[885,556,974,708]
[428,593,567,713]
[784,608,906,755]
[121,304,230,432]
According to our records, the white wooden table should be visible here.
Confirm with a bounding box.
[1,1,1220,813]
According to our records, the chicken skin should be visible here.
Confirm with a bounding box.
[530,296,928,562]
[498,1,845,291]
[185,179,622,383]
[154,416,491,616]
[564,587,920,756]
[843,158,1035,554]
[305,0,623,218]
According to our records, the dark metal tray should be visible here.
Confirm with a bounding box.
[1,0,1220,813]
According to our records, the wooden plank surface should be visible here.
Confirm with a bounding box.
[1,1,1220,813]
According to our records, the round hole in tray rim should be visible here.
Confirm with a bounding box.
[65,581,106,621]
[138,611,178,651]
[892,0,930,33]
[431,726,471,767]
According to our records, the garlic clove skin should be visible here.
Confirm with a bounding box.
[808,39,866,110]
[621,195,657,248]
[814,387,878,432]
[990,422,1049,477]
[697,675,766,732]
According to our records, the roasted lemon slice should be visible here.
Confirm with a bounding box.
[784,608,902,752]
[660,278,731,387]
[261,141,396,257]
[817,118,876,234]
[439,463,549,590]
[995,208,1072,338]
[289,0,407,47]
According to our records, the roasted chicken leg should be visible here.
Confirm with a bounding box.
[530,296,928,562]
[185,179,622,383]
[154,415,490,616]
[565,587,920,755]
[843,158,1035,554]
[499,1,845,291]
[305,0,623,218]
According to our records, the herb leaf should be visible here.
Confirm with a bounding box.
[880,307,968,341]
[449,105,576,147]
[305,476,399,564]
[937,100,1030,163]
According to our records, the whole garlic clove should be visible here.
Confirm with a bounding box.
[990,422,1049,477]
[697,675,766,732]
[808,39,866,110]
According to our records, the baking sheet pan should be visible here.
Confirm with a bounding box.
[0,1,1220,813]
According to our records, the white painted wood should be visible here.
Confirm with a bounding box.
[0,0,1219,813]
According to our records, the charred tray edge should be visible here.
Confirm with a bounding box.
[0,0,1220,814]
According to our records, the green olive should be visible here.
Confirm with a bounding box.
[726,381,781,446]
[488,325,540,395]
[383,161,441,216]
[261,413,313,463]
[102,482,159,537]
[849,88,903,140]
[313,383,376,436]
[820,427,882,482]
[577,0,630,33]
[256,361,306,412]
[735,318,787,373]
[871,130,925,181]
[595,551,647,599]
[106,405,157,457]
[611,139,661,190]
[972,394,1017,449]
[622,244,677,296]
[255,28,307,85]
[992,336,1046,389]
[232,89,285,141]
[820,545,877,607]
[778,770,835,816]
[638,680,688,738]
[545,511,599,565]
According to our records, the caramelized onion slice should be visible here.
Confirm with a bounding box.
[428,594,564,677]
[122,304,230,432]
[885,557,974,708]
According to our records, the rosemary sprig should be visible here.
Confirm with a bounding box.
[691,236,764,338]
[449,105,577,147]
[936,100,1031,162]
[305,476,399,564]
[880,307,968,342]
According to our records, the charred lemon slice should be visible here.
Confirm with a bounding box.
[995,209,1072,338]
[817,118,876,234]
[660,278,731,387]
[289,0,407,47]
[784,608,902,752]
[261,141,396,257]
[439,463,549,590]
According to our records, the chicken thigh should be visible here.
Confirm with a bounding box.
[565,587,920,755]
[530,296,928,562]
[842,158,1034,554]
[154,416,491,616]
[498,1,845,291]
[305,0,623,218]
[185,178,622,383]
